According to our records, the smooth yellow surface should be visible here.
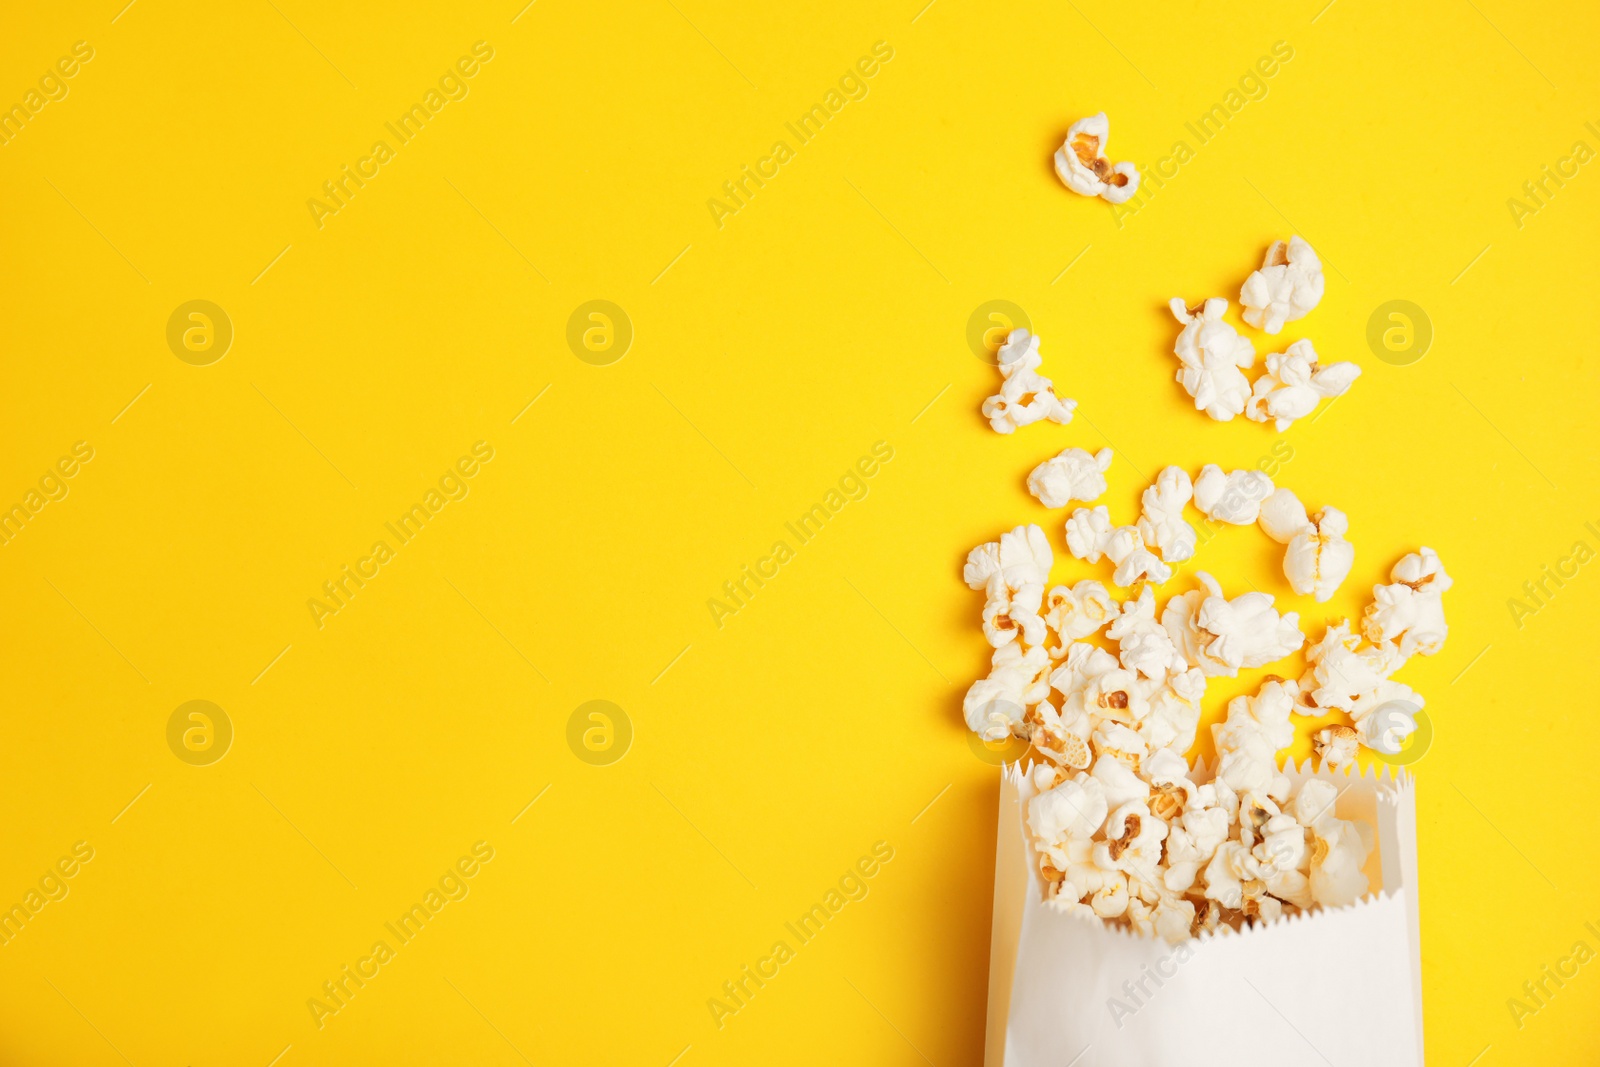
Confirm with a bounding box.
[1,0,1597,1063]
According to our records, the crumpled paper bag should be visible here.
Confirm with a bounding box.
[984,759,1422,1066]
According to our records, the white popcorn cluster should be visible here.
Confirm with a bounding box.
[1054,113,1140,205]
[983,328,1078,434]
[962,487,1452,942]
[1170,238,1360,429]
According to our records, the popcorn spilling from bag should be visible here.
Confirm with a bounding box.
[961,481,1450,941]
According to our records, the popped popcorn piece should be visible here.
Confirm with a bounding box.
[1027,447,1112,509]
[1240,236,1325,334]
[1256,487,1355,602]
[1105,525,1173,588]
[1137,466,1197,563]
[962,643,1050,741]
[964,523,1053,594]
[1107,587,1186,681]
[1193,464,1274,525]
[1313,725,1359,770]
[1065,505,1115,563]
[1164,571,1303,677]
[1169,298,1255,421]
[1294,622,1404,714]
[1245,339,1361,430]
[1309,814,1373,908]
[1212,679,1298,799]
[982,329,1077,434]
[1363,547,1452,657]
[1043,580,1120,643]
[1028,773,1109,846]
[1053,113,1140,205]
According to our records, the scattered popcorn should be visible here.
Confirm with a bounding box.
[1169,299,1256,421]
[1363,548,1452,657]
[1257,487,1355,602]
[1027,447,1112,509]
[1137,466,1197,563]
[1053,112,1140,205]
[1193,464,1274,524]
[982,329,1077,434]
[1240,236,1325,334]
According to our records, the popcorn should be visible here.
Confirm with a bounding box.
[1137,466,1197,563]
[957,402,1436,942]
[1313,725,1360,770]
[1027,447,1112,509]
[1169,298,1255,421]
[1295,622,1403,715]
[1363,548,1452,657]
[1257,488,1355,602]
[982,329,1078,434]
[1240,236,1325,335]
[1053,113,1140,205]
[1105,525,1173,588]
[1064,505,1114,563]
[1043,580,1120,643]
[1212,679,1297,799]
[1193,464,1274,525]
[1164,571,1304,677]
[1245,339,1361,430]
[963,643,1051,741]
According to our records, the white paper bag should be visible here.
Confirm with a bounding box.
[984,760,1423,1066]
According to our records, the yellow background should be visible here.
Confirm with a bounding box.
[1,0,1597,1063]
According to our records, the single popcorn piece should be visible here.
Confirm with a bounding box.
[982,329,1077,434]
[1137,466,1197,563]
[1313,725,1359,770]
[1193,464,1274,525]
[1043,580,1120,643]
[1164,571,1304,677]
[1295,621,1406,715]
[1212,679,1298,799]
[1027,447,1112,509]
[962,643,1050,741]
[1257,488,1355,602]
[1240,236,1325,334]
[1245,339,1362,430]
[1169,298,1255,421]
[1065,506,1115,563]
[1053,112,1140,205]
[1105,526,1173,588]
[1364,547,1452,657]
